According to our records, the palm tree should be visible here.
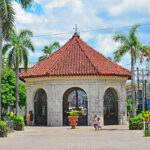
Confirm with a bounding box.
[2,29,34,115]
[0,0,33,119]
[113,24,150,117]
[38,42,60,62]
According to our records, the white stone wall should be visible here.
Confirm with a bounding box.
[25,76,127,126]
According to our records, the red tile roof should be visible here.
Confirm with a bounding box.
[19,34,131,81]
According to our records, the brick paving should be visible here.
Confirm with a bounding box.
[0,125,150,150]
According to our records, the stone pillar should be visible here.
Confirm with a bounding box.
[26,86,33,125]
[51,100,62,126]
[47,84,62,126]
[118,85,127,125]
[88,98,104,125]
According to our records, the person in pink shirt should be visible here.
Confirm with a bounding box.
[92,114,98,131]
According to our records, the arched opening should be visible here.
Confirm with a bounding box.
[103,88,118,125]
[34,89,47,126]
[63,87,88,126]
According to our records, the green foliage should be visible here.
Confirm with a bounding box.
[0,121,8,132]
[129,115,144,130]
[1,66,16,108]
[141,110,145,117]
[126,99,132,113]
[113,24,150,63]
[8,115,25,130]
[3,29,34,71]
[1,64,26,109]
[38,41,60,62]
[19,83,26,108]
[0,0,32,38]
[66,110,82,116]
[0,0,15,39]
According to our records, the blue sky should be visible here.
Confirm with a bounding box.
[13,0,150,70]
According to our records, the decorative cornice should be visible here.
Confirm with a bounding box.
[25,75,128,83]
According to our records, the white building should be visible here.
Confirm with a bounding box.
[20,33,130,126]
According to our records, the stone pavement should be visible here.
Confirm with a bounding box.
[0,125,150,150]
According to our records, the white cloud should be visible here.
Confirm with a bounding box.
[12,0,150,65]
[29,51,43,58]
[96,34,120,55]
[107,0,150,16]
[13,1,44,24]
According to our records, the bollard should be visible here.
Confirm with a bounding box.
[145,121,150,136]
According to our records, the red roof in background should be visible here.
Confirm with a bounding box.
[19,34,131,81]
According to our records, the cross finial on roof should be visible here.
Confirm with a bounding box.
[73,24,79,34]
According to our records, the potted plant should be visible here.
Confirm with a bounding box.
[144,114,149,122]
[67,110,82,129]
[8,116,25,131]
[0,121,8,137]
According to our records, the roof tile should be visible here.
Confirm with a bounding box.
[19,34,130,81]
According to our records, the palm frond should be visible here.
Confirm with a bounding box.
[129,24,140,40]
[38,55,48,62]
[4,28,34,72]
[42,46,51,54]
[2,43,12,54]
[22,47,29,71]
[19,29,33,40]
[1,0,15,38]
[22,38,34,52]
[15,0,33,9]
[113,32,129,46]
[7,48,15,68]
[49,41,60,51]
[114,45,129,62]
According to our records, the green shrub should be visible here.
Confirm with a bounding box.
[141,111,145,117]
[0,121,8,132]
[129,115,144,130]
[8,115,24,130]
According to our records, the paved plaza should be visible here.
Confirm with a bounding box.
[0,125,150,150]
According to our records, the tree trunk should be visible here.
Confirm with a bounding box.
[15,66,19,116]
[0,16,2,120]
[131,55,136,117]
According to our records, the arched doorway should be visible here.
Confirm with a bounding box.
[63,87,88,126]
[103,88,118,125]
[34,89,47,126]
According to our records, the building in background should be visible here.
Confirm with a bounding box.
[146,56,150,110]
[18,63,36,74]
[126,82,143,100]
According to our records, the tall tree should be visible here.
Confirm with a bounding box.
[0,0,33,119]
[38,42,60,62]
[113,24,150,117]
[2,29,34,115]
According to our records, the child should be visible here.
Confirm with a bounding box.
[28,112,30,125]
[97,118,102,131]
[30,111,34,126]
[92,114,98,131]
